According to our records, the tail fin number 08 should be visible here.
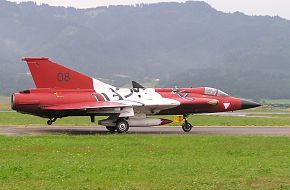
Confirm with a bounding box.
[57,73,70,82]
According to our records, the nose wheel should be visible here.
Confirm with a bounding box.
[182,115,192,132]
[47,117,57,125]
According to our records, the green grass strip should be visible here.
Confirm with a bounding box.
[0,135,290,189]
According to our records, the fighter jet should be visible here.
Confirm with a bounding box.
[12,58,261,133]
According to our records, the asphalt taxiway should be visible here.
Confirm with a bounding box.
[1,125,290,136]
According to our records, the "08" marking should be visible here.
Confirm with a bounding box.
[57,73,70,82]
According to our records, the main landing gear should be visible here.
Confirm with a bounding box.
[105,118,129,133]
[47,117,57,125]
[182,115,193,132]
[115,119,129,133]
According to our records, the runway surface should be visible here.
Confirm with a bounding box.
[1,125,290,136]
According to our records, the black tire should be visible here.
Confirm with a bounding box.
[182,122,192,132]
[106,126,116,132]
[116,119,129,133]
[47,120,53,125]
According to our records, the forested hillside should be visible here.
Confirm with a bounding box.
[0,0,290,99]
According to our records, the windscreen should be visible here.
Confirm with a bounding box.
[205,87,229,96]
[217,90,229,97]
[204,87,218,96]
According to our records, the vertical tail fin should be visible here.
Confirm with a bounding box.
[22,57,113,89]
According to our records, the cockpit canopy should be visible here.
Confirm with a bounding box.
[204,87,229,97]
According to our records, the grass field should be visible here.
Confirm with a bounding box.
[248,114,290,118]
[262,99,290,105]
[237,106,290,113]
[0,135,289,189]
[2,112,290,126]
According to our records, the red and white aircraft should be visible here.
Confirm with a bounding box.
[12,58,261,133]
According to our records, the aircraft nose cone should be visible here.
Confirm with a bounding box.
[241,99,261,109]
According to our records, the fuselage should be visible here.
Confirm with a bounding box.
[12,86,254,118]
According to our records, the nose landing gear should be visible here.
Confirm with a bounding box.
[47,117,57,125]
[182,115,193,132]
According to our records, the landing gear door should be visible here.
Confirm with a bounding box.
[119,107,135,117]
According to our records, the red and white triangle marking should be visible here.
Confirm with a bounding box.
[223,103,230,109]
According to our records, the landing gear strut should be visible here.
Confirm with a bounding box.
[90,115,95,123]
[182,115,192,132]
[47,117,57,125]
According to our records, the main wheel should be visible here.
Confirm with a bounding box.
[182,122,192,132]
[106,126,116,132]
[115,119,129,133]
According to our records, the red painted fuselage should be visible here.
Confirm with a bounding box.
[12,87,250,118]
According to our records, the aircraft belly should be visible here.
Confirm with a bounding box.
[87,106,135,117]
[158,104,217,115]
[133,104,178,115]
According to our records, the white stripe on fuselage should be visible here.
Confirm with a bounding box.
[93,85,180,113]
